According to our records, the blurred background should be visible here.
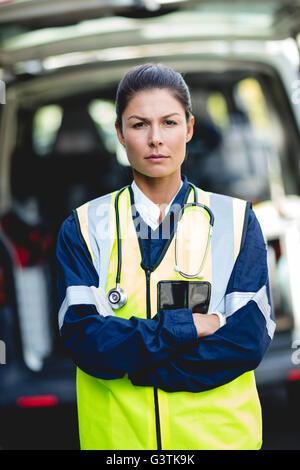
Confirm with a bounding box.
[1,0,300,450]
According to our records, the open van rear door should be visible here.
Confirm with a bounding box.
[1,0,182,30]
[2,0,300,71]
[2,0,300,34]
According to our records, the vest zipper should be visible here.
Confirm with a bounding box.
[145,268,162,451]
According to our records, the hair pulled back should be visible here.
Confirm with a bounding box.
[115,63,192,129]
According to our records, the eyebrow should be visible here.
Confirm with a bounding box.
[127,112,181,121]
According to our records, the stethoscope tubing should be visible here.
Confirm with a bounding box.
[108,183,214,308]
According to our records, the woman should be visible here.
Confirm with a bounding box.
[56,63,275,450]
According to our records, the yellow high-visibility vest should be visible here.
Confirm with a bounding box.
[75,185,262,450]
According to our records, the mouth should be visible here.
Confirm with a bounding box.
[145,154,170,162]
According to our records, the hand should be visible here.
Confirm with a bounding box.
[192,313,220,338]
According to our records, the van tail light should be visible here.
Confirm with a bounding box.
[287,369,300,382]
[17,395,58,408]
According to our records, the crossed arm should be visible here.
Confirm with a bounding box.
[56,210,275,391]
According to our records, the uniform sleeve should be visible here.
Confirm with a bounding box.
[129,209,276,392]
[56,213,198,379]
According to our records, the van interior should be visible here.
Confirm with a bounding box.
[0,64,299,448]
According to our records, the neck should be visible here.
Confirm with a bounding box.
[132,170,182,206]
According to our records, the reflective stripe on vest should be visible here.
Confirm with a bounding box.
[75,185,262,450]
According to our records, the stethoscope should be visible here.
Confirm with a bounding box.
[107,183,214,309]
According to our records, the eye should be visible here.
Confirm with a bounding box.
[164,120,177,126]
[132,122,145,129]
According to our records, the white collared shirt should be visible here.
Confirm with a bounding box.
[131,180,183,231]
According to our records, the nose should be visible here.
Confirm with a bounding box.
[148,124,163,148]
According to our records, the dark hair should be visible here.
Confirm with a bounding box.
[115,63,192,128]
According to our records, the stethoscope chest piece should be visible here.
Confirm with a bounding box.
[107,286,128,310]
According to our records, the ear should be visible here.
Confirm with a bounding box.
[186,115,194,143]
[115,122,125,147]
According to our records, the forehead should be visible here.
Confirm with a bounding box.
[124,88,185,117]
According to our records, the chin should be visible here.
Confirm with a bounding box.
[141,169,176,180]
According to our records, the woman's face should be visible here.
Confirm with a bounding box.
[116,88,194,180]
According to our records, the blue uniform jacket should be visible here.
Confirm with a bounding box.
[56,179,275,392]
